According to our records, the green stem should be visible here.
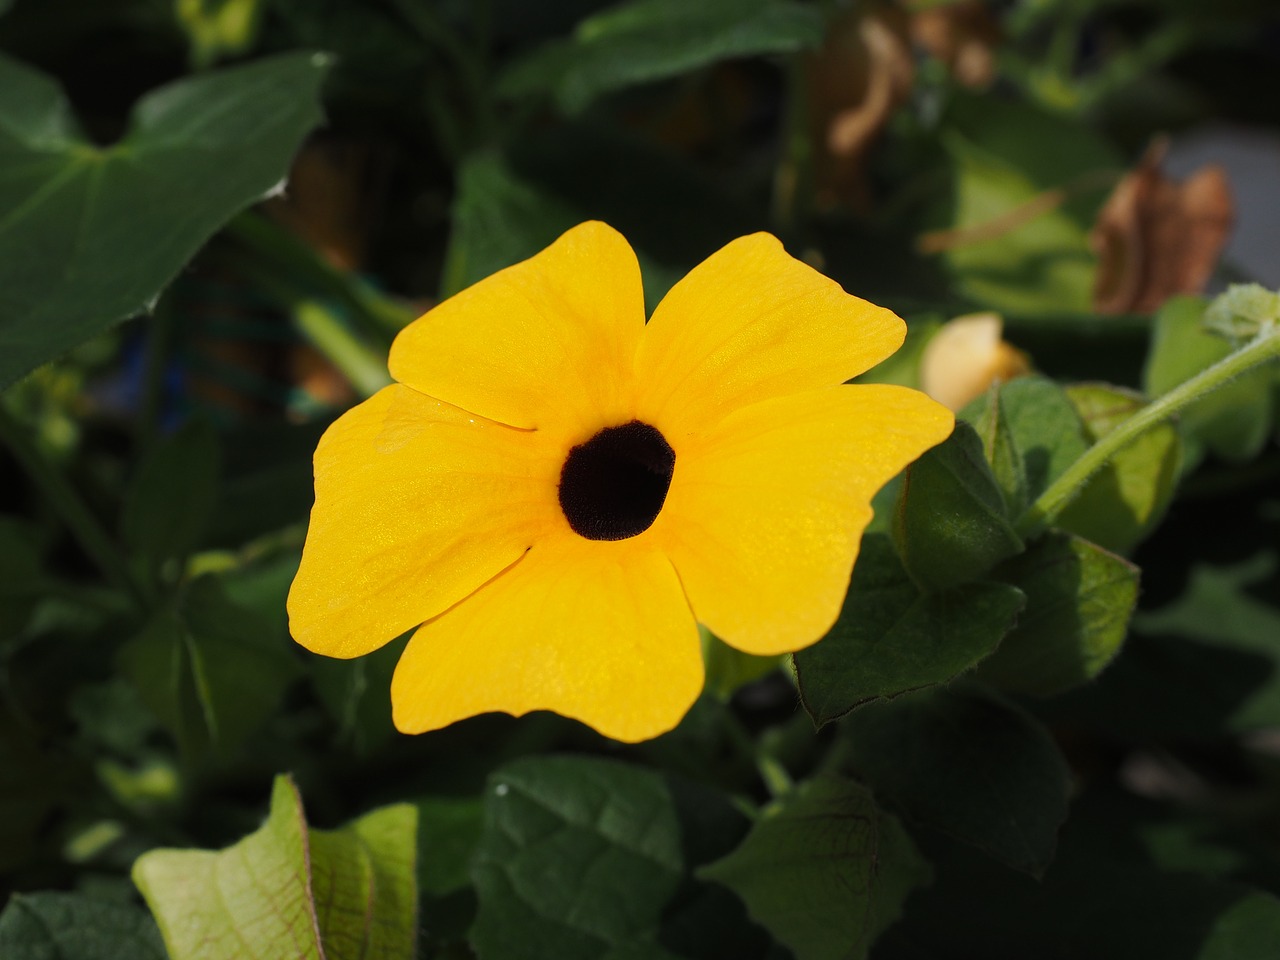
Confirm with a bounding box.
[0,408,148,606]
[224,212,413,342]
[1016,327,1280,539]
[293,300,393,399]
[231,253,392,399]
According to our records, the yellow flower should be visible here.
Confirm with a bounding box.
[287,222,953,742]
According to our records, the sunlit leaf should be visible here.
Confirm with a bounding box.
[133,774,417,960]
[977,532,1138,697]
[1143,296,1276,467]
[932,97,1119,319]
[1057,383,1182,554]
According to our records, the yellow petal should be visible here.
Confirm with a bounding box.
[650,384,954,656]
[390,536,703,743]
[389,221,645,441]
[635,233,905,442]
[288,384,562,660]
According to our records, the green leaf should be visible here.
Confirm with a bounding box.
[310,804,419,960]
[1056,383,1182,553]
[893,421,1024,591]
[874,787,1280,960]
[470,755,685,960]
[117,575,299,759]
[0,51,330,389]
[440,151,581,299]
[134,774,418,960]
[847,688,1070,876]
[120,420,221,570]
[176,0,266,68]
[794,535,1025,726]
[962,374,1092,500]
[701,626,781,701]
[1135,551,1280,732]
[699,776,931,960]
[970,382,1029,516]
[417,796,485,897]
[1144,296,1276,465]
[496,0,823,114]
[976,532,1138,697]
[0,892,166,960]
[934,97,1118,319]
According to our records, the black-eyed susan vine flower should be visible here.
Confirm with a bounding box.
[287,222,954,742]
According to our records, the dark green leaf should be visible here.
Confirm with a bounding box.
[977,532,1138,697]
[874,787,1280,960]
[1136,551,1280,732]
[701,626,781,701]
[795,535,1025,726]
[310,634,404,753]
[893,421,1024,591]
[969,382,1028,516]
[417,796,484,897]
[961,375,1092,502]
[847,688,1070,876]
[1144,296,1275,466]
[120,420,220,569]
[470,755,684,960]
[134,774,418,960]
[497,0,823,114]
[440,151,582,299]
[0,51,330,389]
[1056,383,1182,553]
[699,776,930,960]
[0,892,166,960]
[117,575,299,759]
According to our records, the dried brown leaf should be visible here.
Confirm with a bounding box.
[1090,140,1234,314]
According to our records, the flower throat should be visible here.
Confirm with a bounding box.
[558,421,675,541]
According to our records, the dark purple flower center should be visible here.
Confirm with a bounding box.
[558,421,675,541]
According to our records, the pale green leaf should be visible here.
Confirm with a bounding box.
[1057,383,1182,553]
[133,774,418,960]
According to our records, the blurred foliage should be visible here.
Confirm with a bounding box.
[2,0,1280,958]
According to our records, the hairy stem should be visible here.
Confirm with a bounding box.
[1016,327,1280,539]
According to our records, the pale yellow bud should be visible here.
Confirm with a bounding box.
[920,313,1031,411]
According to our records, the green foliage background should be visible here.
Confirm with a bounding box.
[2,0,1280,958]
